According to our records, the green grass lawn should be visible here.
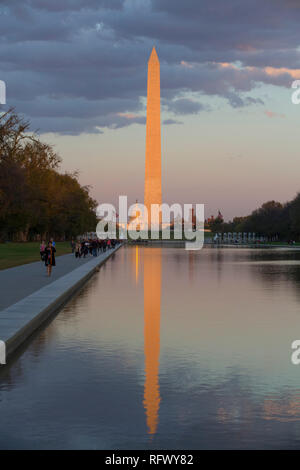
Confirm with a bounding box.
[0,242,72,270]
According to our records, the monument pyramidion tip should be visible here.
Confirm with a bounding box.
[148,46,159,63]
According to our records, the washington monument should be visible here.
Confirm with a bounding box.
[144,47,162,225]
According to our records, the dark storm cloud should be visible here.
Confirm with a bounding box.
[0,0,299,134]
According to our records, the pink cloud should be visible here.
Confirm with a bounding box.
[264,66,300,79]
[117,112,139,119]
[264,110,285,119]
[180,60,194,69]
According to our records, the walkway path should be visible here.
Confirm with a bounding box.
[0,245,123,363]
[0,250,115,311]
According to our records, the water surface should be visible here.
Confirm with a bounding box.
[1,246,300,449]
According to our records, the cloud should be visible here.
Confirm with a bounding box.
[224,92,264,108]
[0,0,299,134]
[163,118,183,125]
[264,110,285,119]
[166,98,207,115]
[31,0,124,11]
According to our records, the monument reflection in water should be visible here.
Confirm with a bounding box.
[138,246,161,435]
[4,246,300,448]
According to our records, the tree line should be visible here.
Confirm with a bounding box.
[207,197,300,241]
[0,109,98,242]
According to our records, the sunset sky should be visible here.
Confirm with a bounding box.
[1,0,300,220]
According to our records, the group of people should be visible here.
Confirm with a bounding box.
[39,238,120,277]
[39,238,56,276]
[71,238,120,258]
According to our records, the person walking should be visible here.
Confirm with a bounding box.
[80,240,84,257]
[40,240,46,261]
[89,240,93,256]
[92,239,97,257]
[75,241,81,259]
[45,241,56,277]
[83,241,89,258]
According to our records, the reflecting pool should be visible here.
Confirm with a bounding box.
[1,246,300,449]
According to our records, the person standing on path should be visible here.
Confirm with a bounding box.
[45,241,56,277]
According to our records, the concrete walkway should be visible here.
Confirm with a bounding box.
[0,245,122,363]
[0,251,112,311]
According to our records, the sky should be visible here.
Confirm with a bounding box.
[0,0,300,220]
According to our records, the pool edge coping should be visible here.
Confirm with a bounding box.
[0,244,123,364]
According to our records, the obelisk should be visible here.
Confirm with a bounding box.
[144,47,162,227]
